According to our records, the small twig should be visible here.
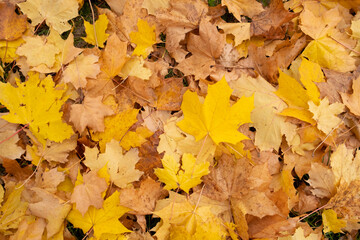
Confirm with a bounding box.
[196,134,208,160]
[298,204,328,222]
[16,155,42,189]
[329,35,360,55]
[312,114,346,157]
[82,226,94,240]
[3,41,8,64]
[33,19,46,34]
[88,0,99,48]
[193,184,205,214]
[0,123,29,145]
[4,61,17,82]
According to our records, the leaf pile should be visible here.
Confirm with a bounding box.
[0,0,360,239]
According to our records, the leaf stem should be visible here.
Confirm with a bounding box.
[298,204,328,222]
[88,0,99,48]
[0,123,29,145]
[329,35,360,55]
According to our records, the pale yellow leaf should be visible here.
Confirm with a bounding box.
[18,0,78,34]
[62,54,101,89]
[97,139,143,188]
[308,97,344,134]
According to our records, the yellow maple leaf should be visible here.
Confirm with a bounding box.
[154,153,210,193]
[67,191,131,239]
[119,56,152,80]
[97,139,144,188]
[299,4,356,72]
[278,227,321,240]
[18,0,78,34]
[275,58,324,124]
[0,38,24,63]
[154,193,228,239]
[177,77,254,145]
[129,19,156,58]
[302,36,357,73]
[0,184,28,234]
[82,14,109,48]
[92,109,142,152]
[351,19,360,39]
[158,117,216,163]
[16,35,60,68]
[0,73,74,145]
[330,144,360,186]
[322,209,346,233]
[308,97,344,135]
[120,126,153,151]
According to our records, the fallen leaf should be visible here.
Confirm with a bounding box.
[154,153,210,193]
[251,0,297,39]
[82,14,109,48]
[0,73,73,145]
[16,35,60,68]
[229,73,297,151]
[0,185,28,234]
[307,162,336,198]
[119,57,152,80]
[0,2,27,41]
[308,97,344,134]
[275,58,325,124]
[327,179,360,220]
[142,0,170,15]
[119,177,167,215]
[158,117,216,163]
[153,192,228,239]
[2,158,33,182]
[61,54,101,89]
[177,77,254,145]
[71,170,108,216]
[67,191,131,239]
[12,216,46,240]
[37,136,77,163]
[27,187,71,238]
[340,75,360,116]
[60,33,83,65]
[0,129,24,160]
[97,139,144,188]
[177,19,226,79]
[69,96,114,133]
[92,108,139,152]
[130,19,156,58]
[279,227,321,240]
[0,37,24,63]
[330,144,360,186]
[18,0,78,34]
[300,4,357,72]
[322,209,346,234]
[100,33,128,79]
[218,23,250,46]
[222,0,263,20]
[38,168,65,193]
